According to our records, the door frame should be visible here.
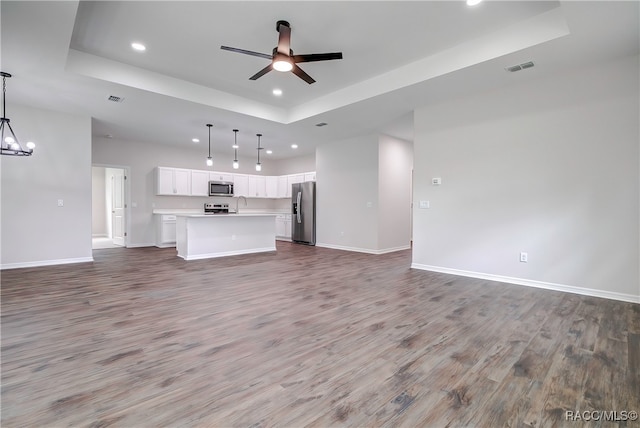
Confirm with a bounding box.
[92,163,131,248]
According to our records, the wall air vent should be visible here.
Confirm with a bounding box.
[107,95,124,103]
[505,61,535,73]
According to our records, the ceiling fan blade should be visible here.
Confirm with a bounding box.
[292,52,343,63]
[291,64,315,84]
[249,64,273,80]
[221,46,272,60]
[276,21,291,55]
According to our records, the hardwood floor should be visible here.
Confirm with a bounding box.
[1,242,638,427]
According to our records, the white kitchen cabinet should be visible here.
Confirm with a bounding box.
[304,172,316,182]
[265,176,279,198]
[286,174,304,198]
[284,214,292,238]
[248,175,266,198]
[174,169,191,195]
[277,175,288,198]
[276,214,292,240]
[275,214,286,237]
[233,174,249,197]
[211,171,233,182]
[156,214,177,247]
[156,167,192,195]
[157,168,174,195]
[191,170,210,196]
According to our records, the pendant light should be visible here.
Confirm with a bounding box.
[0,72,34,156]
[206,123,213,167]
[232,129,239,169]
[255,133,263,171]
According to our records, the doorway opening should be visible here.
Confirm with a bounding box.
[92,166,128,249]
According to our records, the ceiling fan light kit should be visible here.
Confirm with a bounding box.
[221,20,343,84]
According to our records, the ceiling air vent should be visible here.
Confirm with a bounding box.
[315,122,328,127]
[505,61,535,73]
[107,95,124,103]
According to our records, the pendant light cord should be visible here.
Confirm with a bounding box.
[2,75,6,119]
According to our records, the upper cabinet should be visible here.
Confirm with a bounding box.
[233,174,249,197]
[191,170,210,196]
[248,175,266,198]
[156,167,315,198]
[157,167,192,196]
[265,176,279,198]
[211,171,233,182]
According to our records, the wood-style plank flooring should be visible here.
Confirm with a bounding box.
[2,242,639,427]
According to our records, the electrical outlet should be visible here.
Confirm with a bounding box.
[520,252,528,263]
[231,235,236,241]
[57,199,64,207]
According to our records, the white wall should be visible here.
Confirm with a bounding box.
[1,105,92,268]
[92,137,285,247]
[378,135,413,251]
[91,166,107,236]
[316,135,379,252]
[273,153,316,175]
[412,54,639,302]
[316,134,413,253]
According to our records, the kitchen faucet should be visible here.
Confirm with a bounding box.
[236,196,247,214]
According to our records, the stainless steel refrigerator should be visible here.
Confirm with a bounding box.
[291,181,316,245]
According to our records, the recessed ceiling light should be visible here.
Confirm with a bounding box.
[466,0,482,6]
[266,150,273,154]
[131,42,146,51]
[272,88,283,96]
[291,144,298,149]
[192,138,200,143]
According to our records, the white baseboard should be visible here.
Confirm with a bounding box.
[178,247,276,261]
[316,243,411,255]
[92,234,108,238]
[128,243,157,248]
[1,257,94,270]
[410,263,640,304]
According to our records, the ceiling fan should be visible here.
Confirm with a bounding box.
[221,20,343,84]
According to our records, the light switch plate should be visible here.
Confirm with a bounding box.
[432,177,442,185]
[419,200,430,209]
[57,199,64,207]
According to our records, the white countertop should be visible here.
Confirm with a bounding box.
[153,209,290,215]
[176,213,278,218]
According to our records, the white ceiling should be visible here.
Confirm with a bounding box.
[1,1,638,160]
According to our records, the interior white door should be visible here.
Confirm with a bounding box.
[111,169,126,246]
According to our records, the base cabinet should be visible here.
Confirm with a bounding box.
[276,214,292,240]
[156,215,177,247]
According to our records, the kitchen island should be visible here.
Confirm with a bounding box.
[175,214,277,260]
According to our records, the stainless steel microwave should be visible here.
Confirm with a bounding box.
[208,181,234,197]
